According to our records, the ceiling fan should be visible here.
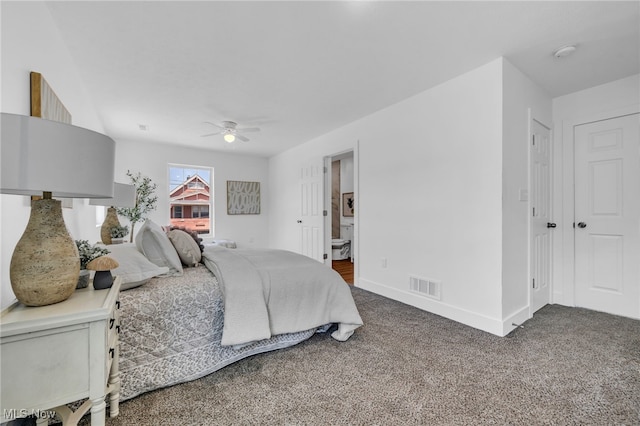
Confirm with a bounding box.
[201,121,260,143]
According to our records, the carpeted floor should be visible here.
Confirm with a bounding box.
[95,287,639,425]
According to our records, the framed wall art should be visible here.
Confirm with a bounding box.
[30,71,73,208]
[227,181,261,215]
[31,71,72,124]
[342,192,354,217]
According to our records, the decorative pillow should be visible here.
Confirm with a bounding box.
[135,219,183,276]
[167,229,202,266]
[166,226,204,253]
[100,243,170,290]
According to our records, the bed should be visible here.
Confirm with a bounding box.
[106,220,363,400]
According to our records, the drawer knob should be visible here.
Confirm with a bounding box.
[109,318,115,329]
[116,325,120,334]
[110,348,115,359]
[116,300,120,309]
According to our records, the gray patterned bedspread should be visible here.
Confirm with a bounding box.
[118,266,316,401]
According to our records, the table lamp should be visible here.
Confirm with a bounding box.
[1,113,115,306]
[90,182,136,244]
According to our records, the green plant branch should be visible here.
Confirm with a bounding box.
[116,170,158,242]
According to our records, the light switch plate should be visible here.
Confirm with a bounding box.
[519,189,528,201]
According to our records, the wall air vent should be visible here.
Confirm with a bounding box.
[409,275,441,300]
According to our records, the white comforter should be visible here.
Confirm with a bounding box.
[202,246,363,346]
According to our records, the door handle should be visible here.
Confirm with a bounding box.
[577,222,587,228]
[547,223,557,228]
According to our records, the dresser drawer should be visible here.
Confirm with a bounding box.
[1,325,90,411]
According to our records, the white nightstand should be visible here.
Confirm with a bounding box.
[1,277,122,426]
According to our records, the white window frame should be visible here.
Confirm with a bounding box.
[168,163,214,236]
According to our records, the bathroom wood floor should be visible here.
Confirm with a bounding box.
[332,259,353,285]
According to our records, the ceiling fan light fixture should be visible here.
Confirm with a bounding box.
[202,120,259,143]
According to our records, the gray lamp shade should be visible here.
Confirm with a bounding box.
[1,113,115,198]
[1,113,116,306]
[90,182,136,207]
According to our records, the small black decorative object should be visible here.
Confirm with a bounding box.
[93,270,114,290]
[86,256,119,290]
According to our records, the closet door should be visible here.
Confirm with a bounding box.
[574,113,640,318]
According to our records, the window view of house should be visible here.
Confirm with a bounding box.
[169,165,213,235]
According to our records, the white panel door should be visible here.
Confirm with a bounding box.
[574,113,640,318]
[530,120,552,313]
[299,161,324,262]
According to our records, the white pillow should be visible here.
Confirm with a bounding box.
[167,229,202,266]
[102,243,170,290]
[135,219,183,276]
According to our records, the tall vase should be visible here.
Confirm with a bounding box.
[100,206,120,245]
[10,198,80,306]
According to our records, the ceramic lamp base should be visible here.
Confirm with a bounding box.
[100,207,120,245]
[10,198,80,306]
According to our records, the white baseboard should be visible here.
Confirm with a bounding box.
[501,306,530,336]
[358,278,517,337]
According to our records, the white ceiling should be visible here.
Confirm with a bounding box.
[44,1,639,157]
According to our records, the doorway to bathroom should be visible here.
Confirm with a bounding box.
[326,150,355,284]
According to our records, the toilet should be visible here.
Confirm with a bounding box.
[332,239,351,260]
[332,224,353,260]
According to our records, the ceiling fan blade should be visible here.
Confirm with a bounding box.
[236,134,250,142]
[237,127,260,133]
[201,131,221,137]
[204,121,224,130]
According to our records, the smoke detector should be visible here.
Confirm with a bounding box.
[553,45,577,58]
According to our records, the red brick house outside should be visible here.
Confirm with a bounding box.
[169,174,211,234]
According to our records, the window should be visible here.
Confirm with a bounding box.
[192,205,209,218]
[169,164,213,235]
[172,205,183,219]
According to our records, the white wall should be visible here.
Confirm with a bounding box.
[269,58,554,335]
[359,59,506,329]
[1,2,106,308]
[114,140,269,247]
[552,74,640,306]
[270,59,509,334]
[501,60,552,327]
